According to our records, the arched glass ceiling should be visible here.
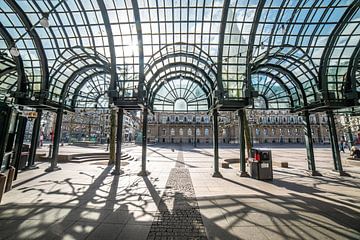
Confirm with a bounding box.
[252,45,320,107]
[145,43,218,97]
[253,67,303,109]
[0,0,359,112]
[74,73,110,109]
[153,77,209,112]
[250,73,292,110]
[1,0,47,96]
[48,47,110,105]
[321,2,360,100]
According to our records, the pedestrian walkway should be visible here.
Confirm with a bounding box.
[0,144,359,239]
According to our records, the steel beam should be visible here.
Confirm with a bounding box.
[212,108,222,177]
[237,109,249,177]
[0,22,26,93]
[27,109,42,168]
[138,107,149,176]
[326,111,348,176]
[245,0,266,87]
[303,111,321,176]
[131,0,145,101]
[5,0,49,92]
[319,1,360,95]
[215,0,230,94]
[112,108,123,175]
[96,0,118,99]
[45,108,63,172]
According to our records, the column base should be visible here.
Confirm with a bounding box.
[111,169,124,175]
[24,165,39,171]
[44,165,61,172]
[339,171,351,177]
[137,170,150,176]
[307,170,322,176]
[237,171,250,177]
[212,171,223,178]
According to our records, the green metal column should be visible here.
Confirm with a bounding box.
[303,111,320,176]
[109,108,116,165]
[345,114,353,149]
[12,116,27,180]
[194,114,197,147]
[112,108,123,175]
[27,109,42,168]
[326,111,347,176]
[0,106,11,168]
[45,108,63,172]
[238,109,249,177]
[212,108,221,177]
[138,108,149,176]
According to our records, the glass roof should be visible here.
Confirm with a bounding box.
[0,0,359,112]
[152,76,209,112]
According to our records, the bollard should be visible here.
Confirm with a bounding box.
[0,173,6,203]
[5,166,15,192]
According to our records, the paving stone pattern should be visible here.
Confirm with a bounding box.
[147,147,207,239]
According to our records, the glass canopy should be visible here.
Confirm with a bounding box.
[0,0,359,113]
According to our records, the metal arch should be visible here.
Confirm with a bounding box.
[319,0,360,95]
[0,67,16,78]
[5,0,49,92]
[265,0,287,52]
[49,46,110,84]
[147,62,215,93]
[215,0,230,96]
[252,94,269,109]
[146,42,217,72]
[131,0,145,100]
[269,44,319,76]
[253,70,295,109]
[59,64,109,103]
[77,1,97,48]
[256,54,319,99]
[96,0,118,98]
[0,22,26,93]
[345,41,360,93]
[245,0,266,88]
[254,63,308,107]
[150,75,212,108]
[149,69,212,96]
[71,70,109,109]
[145,52,217,82]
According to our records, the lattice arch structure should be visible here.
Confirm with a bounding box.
[48,46,111,110]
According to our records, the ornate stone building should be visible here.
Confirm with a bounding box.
[147,110,339,145]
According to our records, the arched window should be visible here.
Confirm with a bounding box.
[196,128,201,136]
[205,128,209,136]
[179,128,183,136]
[187,128,192,136]
[171,128,175,136]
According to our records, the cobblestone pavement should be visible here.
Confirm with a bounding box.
[147,146,207,239]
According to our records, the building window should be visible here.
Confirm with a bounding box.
[179,128,183,136]
[196,128,201,136]
[188,128,192,136]
[204,116,209,123]
[171,128,175,136]
[205,128,209,136]
[162,129,166,135]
